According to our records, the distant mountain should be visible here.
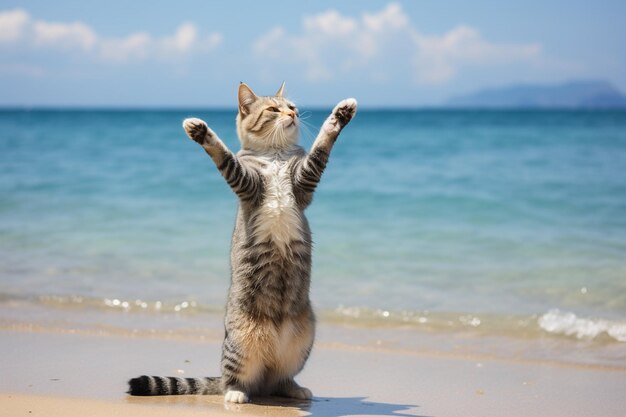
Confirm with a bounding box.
[446,80,626,109]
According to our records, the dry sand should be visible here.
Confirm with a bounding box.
[1,328,625,417]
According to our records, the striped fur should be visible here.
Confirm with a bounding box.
[127,83,356,403]
[128,376,221,396]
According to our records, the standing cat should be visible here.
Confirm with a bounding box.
[127,82,356,403]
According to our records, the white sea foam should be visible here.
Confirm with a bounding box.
[538,309,626,342]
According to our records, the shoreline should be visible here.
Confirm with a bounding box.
[1,326,625,417]
[2,320,625,373]
[1,300,625,371]
[3,292,625,346]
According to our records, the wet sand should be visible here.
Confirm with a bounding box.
[1,328,625,417]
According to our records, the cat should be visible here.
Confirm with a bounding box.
[127,82,356,403]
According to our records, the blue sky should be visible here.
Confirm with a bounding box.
[1,0,625,107]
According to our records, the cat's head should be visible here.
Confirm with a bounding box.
[236,82,300,152]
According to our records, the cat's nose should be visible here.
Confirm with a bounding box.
[284,109,296,119]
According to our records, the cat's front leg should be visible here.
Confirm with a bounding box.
[182,117,234,170]
[308,97,357,165]
[182,117,261,202]
[293,98,357,198]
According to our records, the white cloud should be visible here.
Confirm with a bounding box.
[33,20,97,51]
[162,22,196,54]
[362,2,408,32]
[303,10,357,37]
[99,23,223,63]
[99,32,152,62]
[0,8,222,64]
[255,10,362,82]
[413,25,541,83]
[254,2,543,85]
[254,27,284,60]
[0,9,29,43]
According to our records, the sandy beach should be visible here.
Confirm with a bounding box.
[2,325,625,417]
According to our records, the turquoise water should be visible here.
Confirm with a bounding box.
[1,109,626,344]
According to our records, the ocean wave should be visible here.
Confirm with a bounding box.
[0,293,222,315]
[3,293,626,344]
[538,309,626,342]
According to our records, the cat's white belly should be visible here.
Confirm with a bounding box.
[237,316,314,386]
[273,318,314,378]
[254,160,301,251]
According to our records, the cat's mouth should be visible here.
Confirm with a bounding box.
[280,118,297,129]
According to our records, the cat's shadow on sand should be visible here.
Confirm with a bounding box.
[249,395,428,417]
[127,394,428,417]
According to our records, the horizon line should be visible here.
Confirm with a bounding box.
[2,105,625,112]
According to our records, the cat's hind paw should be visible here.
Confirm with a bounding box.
[286,386,313,401]
[275,380,313,401]
[183,117,214,145]
[224,389,250,404]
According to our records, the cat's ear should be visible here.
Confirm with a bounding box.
[238,82,258,116]
[275,81,286,97]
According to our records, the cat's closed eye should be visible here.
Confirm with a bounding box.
[266,106,280,112]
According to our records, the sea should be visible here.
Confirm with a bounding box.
[1,109,625,367]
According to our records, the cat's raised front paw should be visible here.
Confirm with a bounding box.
[333,98,357,127]
[183,117,213,145]
[323,98,357,134]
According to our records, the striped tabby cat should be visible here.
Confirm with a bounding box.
[127,82,357,403]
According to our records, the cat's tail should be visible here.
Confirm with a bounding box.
[127,375,222,396]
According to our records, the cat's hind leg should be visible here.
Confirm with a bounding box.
[273,378,313,401]
[221,337,267,403]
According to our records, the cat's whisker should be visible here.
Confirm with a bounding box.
[298,117,317,141]
[299,111,312,120]
[299,118,317,131]
[299,122,316,144]
[301,120,315,129]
